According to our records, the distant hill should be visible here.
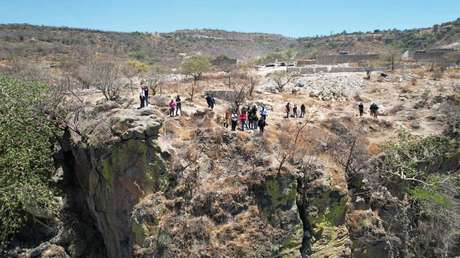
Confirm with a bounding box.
[295,18,460,58]
[0,25,295,67]
[0,18,459,68]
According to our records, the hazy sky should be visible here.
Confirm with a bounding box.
[1,0,459,37]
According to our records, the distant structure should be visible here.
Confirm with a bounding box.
[315,53,380,65]
[296,59,316,66]
[403,48,460,65]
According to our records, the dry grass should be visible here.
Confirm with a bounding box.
[447,68,460,79]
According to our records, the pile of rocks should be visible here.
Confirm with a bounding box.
[295,73,367,101]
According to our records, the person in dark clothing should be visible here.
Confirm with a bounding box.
[258,118,267,134]
[358,102,364,117]
[251,105,257,116]
[143,84,149,107]
[175,96,182,116]
[210,96,216,110]
[300,104,306,118]
[370,103,379,118]
[205,94,213,109]
[248,110,255,129]
[365,69,371,80]
[231,111,238,131]
[285,102,291,118]
[253,113,259,130]
[293,104,298,118]
[248,105,258,129]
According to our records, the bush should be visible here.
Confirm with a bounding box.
[0,76,59,248]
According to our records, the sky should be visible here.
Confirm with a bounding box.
[1,0,459,37]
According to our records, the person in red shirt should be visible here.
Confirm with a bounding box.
[239,110,248,131]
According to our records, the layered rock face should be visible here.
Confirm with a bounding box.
[42,93,459,258]
[51,103,367,258]
[58,106,167,258]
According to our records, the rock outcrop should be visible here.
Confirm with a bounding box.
[59,106,169,258]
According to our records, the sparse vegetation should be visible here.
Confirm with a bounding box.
[180,55,212,100]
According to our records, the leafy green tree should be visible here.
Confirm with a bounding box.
[180,56,212,101]
[0,76,59,248]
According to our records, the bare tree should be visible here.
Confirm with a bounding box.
[245,71,260,98]
[89,58,122,101]
[146,66,165,97]
[270,70,296,92]
[276,119,309,174]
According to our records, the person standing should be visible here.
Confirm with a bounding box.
[260,106,268,121]
[231,111,238,131]
[239,109,248,131]
[293,104,298,118]
[358,102,364,117]
[285,102,291,118]
[210,95,216,110]
[143,83,149,107]
[300,104,306,118]
[175,95,182,116]
[258,118,267,134]
[139,86,145,109]
[370,103,379,118]
[205,93,212,109]
[169,99,176,117]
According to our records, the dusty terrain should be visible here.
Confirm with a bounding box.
[22,65,456,258]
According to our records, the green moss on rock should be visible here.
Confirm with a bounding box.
[102,159,113,185]
[132,221,149,245]
[265,176,297,210]
[279,221,303,258]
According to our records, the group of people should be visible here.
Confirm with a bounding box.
[224,104,269,134]
[168,96,182,117]
[139,81,149,108]
[285,103,306,118]
[358,102,379,118]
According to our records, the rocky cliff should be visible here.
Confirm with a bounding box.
[15,73,460,258]
[45,102,358,258]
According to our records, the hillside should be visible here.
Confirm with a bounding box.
[295,18,460,58]
[0,25,295,67]
[1,18,459,68]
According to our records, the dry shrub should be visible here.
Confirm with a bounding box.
[401,85,414,94]
[414,69,426,79]
[447,68,460,79]
[162,119,180,135]
[368,143,381,155]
